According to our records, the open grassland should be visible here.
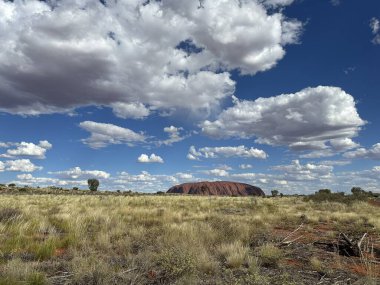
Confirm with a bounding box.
[0,194,379,285]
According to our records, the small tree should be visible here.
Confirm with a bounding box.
[351,187,364,196]
[87,179,99,191]
[271,190,279,197]
[317,189,331,194]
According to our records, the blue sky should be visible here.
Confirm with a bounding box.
[0,0,379,194]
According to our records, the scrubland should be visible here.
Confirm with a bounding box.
[0,192,379,285]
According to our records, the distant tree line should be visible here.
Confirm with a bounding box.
[303,187,379,204]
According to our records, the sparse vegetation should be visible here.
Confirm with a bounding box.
[0,189,378,284]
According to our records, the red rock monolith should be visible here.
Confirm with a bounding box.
[167,181,265,196]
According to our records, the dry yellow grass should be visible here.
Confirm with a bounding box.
[0,194,378,284]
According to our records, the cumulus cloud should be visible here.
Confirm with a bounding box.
[110,102,150,119]
[203,168,230,177]
[0,142,9,148]
[49,166,110,179]
[0,0,301,117]
[2,159,42,172]
[370,17,380,45]
[187,145,268,160]
[330,138,359,151]
[137,153,164,163]
[175,172,195,180]
[272,160,333,181]
[201,86,365,155]
[157,126,188,146]
[79,121,146,148]
[1,140,52,159]
[343,143,380,160]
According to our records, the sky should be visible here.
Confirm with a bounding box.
[0,0,379,194]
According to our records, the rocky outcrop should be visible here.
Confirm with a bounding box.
[167,181,265,196]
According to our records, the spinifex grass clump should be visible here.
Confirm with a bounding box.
[0,208,22,222]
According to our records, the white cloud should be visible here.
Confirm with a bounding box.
[79,121,146,148]
[187,146,202,160]
[343,143,380,160]
[272,160,333,181]
[239,164,253,169]
[201,86,365,153]
[289,141,327,151]
[157,126,188,146]
[0,161,4,172]
[16,173,88,187]
[204,168,230,177]
[370,17,380,34]
[260,0,295,8]
[0,0,301,117]
[318,160,351,166]
[296,138,359,158]
[330,138,359,151]
[187,145,268,160]
[333,166,380,193]
[110,102,150,119]
[0,142,9,148]
[113,171,177,192]
[175,172,194,180]
[3,159,42,172]
[137,153,164,163]
[299,149,335,159]
[49,166,110,179]
[370,17,380,45]
[2,140,52,159]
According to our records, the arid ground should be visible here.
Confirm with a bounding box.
[0,188,379,284]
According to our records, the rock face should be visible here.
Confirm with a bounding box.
[167,181,265,196]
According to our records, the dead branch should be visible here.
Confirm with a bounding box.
[279,223,304,246]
